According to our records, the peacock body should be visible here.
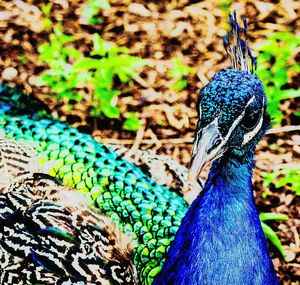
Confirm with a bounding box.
[0,84,188,284]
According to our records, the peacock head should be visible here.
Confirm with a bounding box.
[189,12,270,182]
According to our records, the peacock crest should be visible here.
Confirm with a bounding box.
[223,11,257,73]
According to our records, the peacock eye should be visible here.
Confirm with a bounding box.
[241,108,261,130]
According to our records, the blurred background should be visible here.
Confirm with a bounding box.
[0,0,299,283]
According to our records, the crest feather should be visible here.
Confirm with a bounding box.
[223,11,257,73]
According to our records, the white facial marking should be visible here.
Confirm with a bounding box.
[211,96,256,153]
[192,117,221,156]
[192,104,202,156]
[198,102,202,120]
[242,96,265,146]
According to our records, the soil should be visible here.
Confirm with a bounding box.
[0,0,299,284]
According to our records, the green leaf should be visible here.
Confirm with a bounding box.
[276,168,300,195]
[82,0,110,24]
[168,57,195,78]
[92,34,113,56]
[124,113,142,131]
[74,58,101,70]
[42,18,52,31]
[52,81,69,94]
[41,3,53,17]
[218,0,231,12]
[171,79,187,91]
[101,105,120,119]
[108,45,129,56]
[53,28,74,45]
[294,111,300,117]
[82,6,98,22]
[259,212,289,222]
[280,89,300,100]
[63,47,82,60]
[262,167,300,196]
[93,88,120,119]
[37,25,145,127]
[93,0,110,9]
[109,55,145,82]
[89,16,102,25]
[261,222,286,260]
[58,90,81,102]
[261,171,280,189]
[93,67,114,89]
[256,31,300,126]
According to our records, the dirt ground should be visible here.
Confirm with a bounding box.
[0,0,299,284]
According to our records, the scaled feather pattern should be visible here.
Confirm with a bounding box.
[0,84,189,284]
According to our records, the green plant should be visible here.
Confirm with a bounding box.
[38,29,144,131]
[38,28,84,102]
[260,166,298,260]
[219,0,231,14]
[260,212,289,260]
[262,167,300,196]
[257,33,299,260]
[256,32,300,125]
[74,34,144,129]
[168,57,195,92]
[82,0,110,25]
[19,54,28,65]
[124,112,142,131]
[41,2,53,30]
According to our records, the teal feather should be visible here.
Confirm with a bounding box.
[0,84,188,284]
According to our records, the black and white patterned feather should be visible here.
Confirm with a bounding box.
[0,138,36,190]
[0,139,139,285]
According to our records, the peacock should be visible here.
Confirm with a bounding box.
[154,13,279,284]
[0,11,278,285]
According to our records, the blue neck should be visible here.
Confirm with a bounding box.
[154,153,278,285]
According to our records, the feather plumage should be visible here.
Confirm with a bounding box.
[0,86,188,284]
[0,138,138,285]
[223,11,257,73]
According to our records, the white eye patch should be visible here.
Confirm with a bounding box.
[198,103,202,122]
[192,104,202,156]
[218,96,256,147]
[192,117,221,156]
[242,96,265,146]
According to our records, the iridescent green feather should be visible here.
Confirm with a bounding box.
[0,84,188,284]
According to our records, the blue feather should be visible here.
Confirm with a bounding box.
[154,154,278,284]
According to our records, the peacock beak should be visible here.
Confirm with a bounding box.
[188,121,225,183]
